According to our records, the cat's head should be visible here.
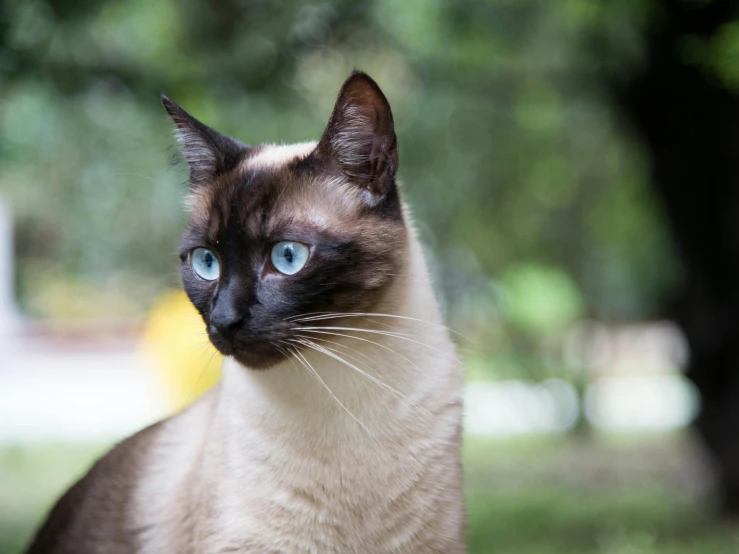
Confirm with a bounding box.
[163,71,408,369]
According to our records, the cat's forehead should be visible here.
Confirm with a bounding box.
[242,141,317,172]
[186,142,361,239]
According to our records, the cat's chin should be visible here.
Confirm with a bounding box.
[208,333,287,370]
[230,349,286,370]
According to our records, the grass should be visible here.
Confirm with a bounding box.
[467,486,734,553]
[1,435,737,553]
[464,435,738,553]
[0,442,109,554]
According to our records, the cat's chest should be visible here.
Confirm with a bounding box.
[200,434,460,553]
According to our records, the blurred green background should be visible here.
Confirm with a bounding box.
[2,0,678,324]
[3,0,739,552]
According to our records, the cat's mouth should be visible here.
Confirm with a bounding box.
[207,328,291,370]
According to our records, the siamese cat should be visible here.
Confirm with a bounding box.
[27,71,465,553]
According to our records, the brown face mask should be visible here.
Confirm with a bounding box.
[162,71,408,369]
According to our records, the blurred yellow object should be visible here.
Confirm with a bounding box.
[141,290,223,413]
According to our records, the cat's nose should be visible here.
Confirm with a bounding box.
[210,306,245,339]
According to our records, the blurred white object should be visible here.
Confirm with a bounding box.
[585,375,700,431]
[0,349,167,443]
[0,195,167,443]
[464,379,579,436]
[464,373,699,436]
[0,196,19,335]
[566,320,689,376]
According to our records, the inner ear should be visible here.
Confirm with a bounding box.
[316,71,399,200]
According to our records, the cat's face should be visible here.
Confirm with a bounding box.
[164,72,407,369]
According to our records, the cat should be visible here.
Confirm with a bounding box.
[26,71,465,553]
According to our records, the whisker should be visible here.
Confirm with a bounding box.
[298,334,382,366]
[287,343,383,446]
[295,331,422,374]
[297,326,444,354]
[273,343,291,362]
[293,337,398,396]
[293,336,431,417]
[290,312,472,342]
[293,313,398,331]
[286,311,334,321]
[275,340,306,379]
[185,341,214,351]
[187,347,221,403]
[297,318,413,337]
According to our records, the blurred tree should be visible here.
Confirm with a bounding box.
[0,0,677,322]
[618,0,739,515]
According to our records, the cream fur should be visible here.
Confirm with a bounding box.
[185,142,319,217]
[28,149,464,553]
[243,141,317,171]
[130,218,465,553]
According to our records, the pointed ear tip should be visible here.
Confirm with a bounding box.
[160,94,174,108]
[161,95,185,118]
[345,69,376,87]
[339,70,389,103]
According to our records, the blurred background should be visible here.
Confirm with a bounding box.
[2,0,739,552]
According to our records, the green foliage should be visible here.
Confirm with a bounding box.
[464,436,738,553]
[0,0,684,359]
[0,442,109,553]
[500,263,584,336]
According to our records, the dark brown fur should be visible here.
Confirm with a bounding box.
[170,72,408,369]
[27,422,163,554]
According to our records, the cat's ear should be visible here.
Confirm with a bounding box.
[316,71,398,201]
[161,95,247,188]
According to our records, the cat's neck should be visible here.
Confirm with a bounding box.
[212,225,457,447]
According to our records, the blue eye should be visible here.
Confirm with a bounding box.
[191,248,220,280]
[271,242,309,275]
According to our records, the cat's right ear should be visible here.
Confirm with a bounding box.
[315,72,399,204]
[161,95,247,188]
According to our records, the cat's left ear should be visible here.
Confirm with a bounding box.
[316,71,398,201]
[161,95,247,188]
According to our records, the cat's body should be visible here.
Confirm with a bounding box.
[28,73,465,553]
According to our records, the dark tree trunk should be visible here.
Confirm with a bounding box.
[620,0,739,514]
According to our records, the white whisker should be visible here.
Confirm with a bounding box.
[187,348,221,402]
[295,331,422,374]
[287,342,383,446]
[293,336,432,417]
[289,311,471,341]
[297,326,444,354]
